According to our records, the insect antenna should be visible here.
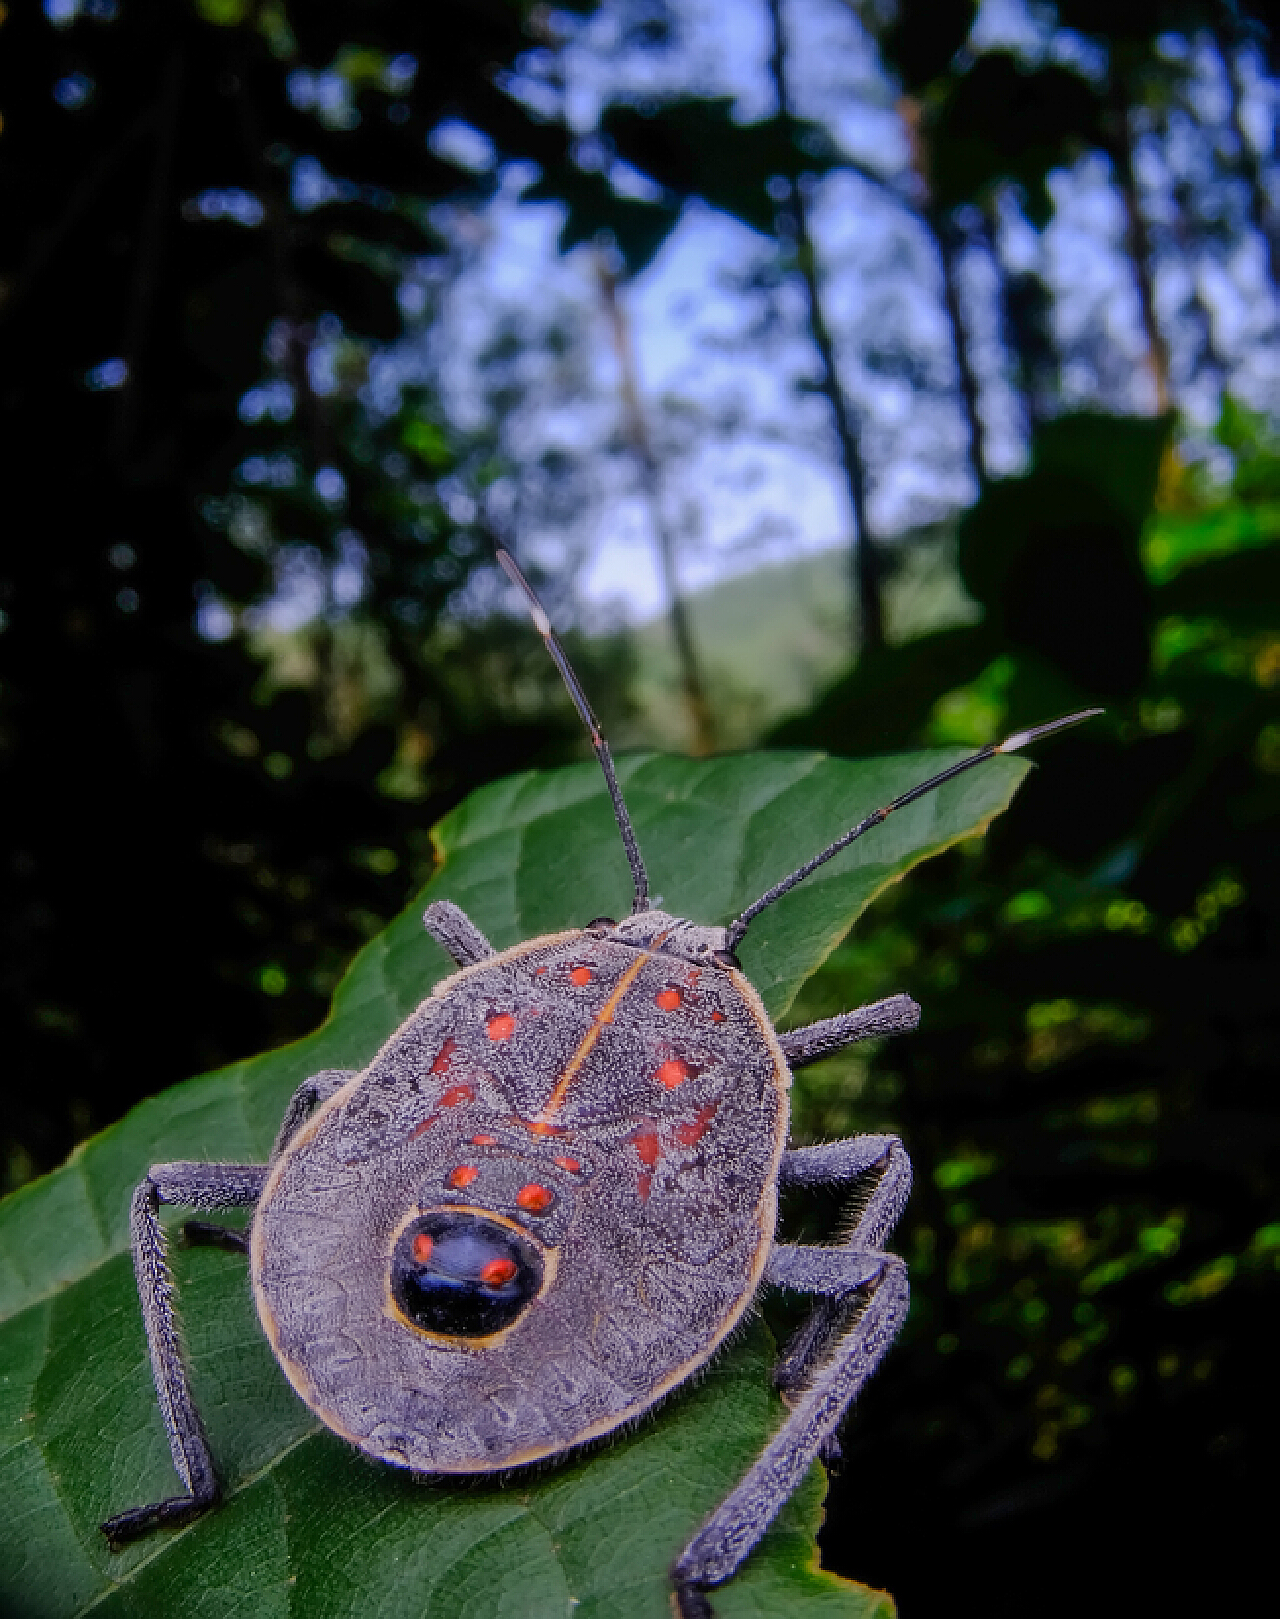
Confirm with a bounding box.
[496,547,650,914]
[724,709,1103,951]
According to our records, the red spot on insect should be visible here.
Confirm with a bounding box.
[570,966,592,986]
[554,1155,581,1173]
[632,1126,660,1169]
[656,1058,690,1089]
[440,1083,474,1108]
[480,1257,518,1285]
[711,1010,726,1023]
[487,1013,516,1041]
[534,967,547,976]
[412,1233,434,1264]
[526,1119,565,1136]
[408,1114,438,1142]
[676,1102,719,1147]
[686,970,702,988]
[471,1133,497,1146]
[637,1171,652,1202]
[448,1165,478,1189]
[516,1183,554,1214]
[430,1038,458,1074]
[656,988,682,1011]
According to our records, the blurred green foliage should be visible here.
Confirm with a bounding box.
[771,402,1278,1601]
[2,1,1277,1615]
[0,0,615,1186]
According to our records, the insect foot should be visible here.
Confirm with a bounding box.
[99,547,1099,1612]
[675,1582,715,1619]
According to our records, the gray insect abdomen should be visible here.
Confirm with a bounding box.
[250,931,789,1473]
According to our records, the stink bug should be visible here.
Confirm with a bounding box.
[102,550,1099,1615]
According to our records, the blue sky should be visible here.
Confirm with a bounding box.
[244,0,1280,635]
[409,0,1278,626]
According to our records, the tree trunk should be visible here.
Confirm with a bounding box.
[933,208,987,483]
[766,0,884,655]
[979,198,1053,445]
[597,260,717,756]
[1215,28,1280,297]
[1166,174,1226,391]
[898,93,987,484]
[1106,81,1172,415]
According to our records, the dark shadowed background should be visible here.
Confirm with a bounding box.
[2,1,1277,1614]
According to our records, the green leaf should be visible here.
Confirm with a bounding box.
[926,53,1104,222]
[602,102,837,239]
[523,162,680,278]
[0,749,1031,1618]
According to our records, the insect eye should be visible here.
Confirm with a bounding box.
[391,1212,542,1339]
[584,916,616,933]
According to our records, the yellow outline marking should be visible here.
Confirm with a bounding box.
[250,929,794,1475]
[381,1202,559,1350]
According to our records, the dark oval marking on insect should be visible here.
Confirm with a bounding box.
[515,1182,555,1214]
[390,1212,542,1339]
[585,916,616,932]
[486,1013,516,1041]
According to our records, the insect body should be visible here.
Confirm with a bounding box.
[103,551,1098,1615]
[253,910,788,1478]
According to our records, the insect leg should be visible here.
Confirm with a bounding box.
[779,995,919,1067]
[179,1072,353,1253]
[422,899,495,967]
[269,1068,357,1161]
[181,1221,250,1255]
[777,1135,912,1251]
[670,1136,912,1614]
[672,1255,908,1614]
[771,1135,912,1397]
[101,1161,267,1549]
